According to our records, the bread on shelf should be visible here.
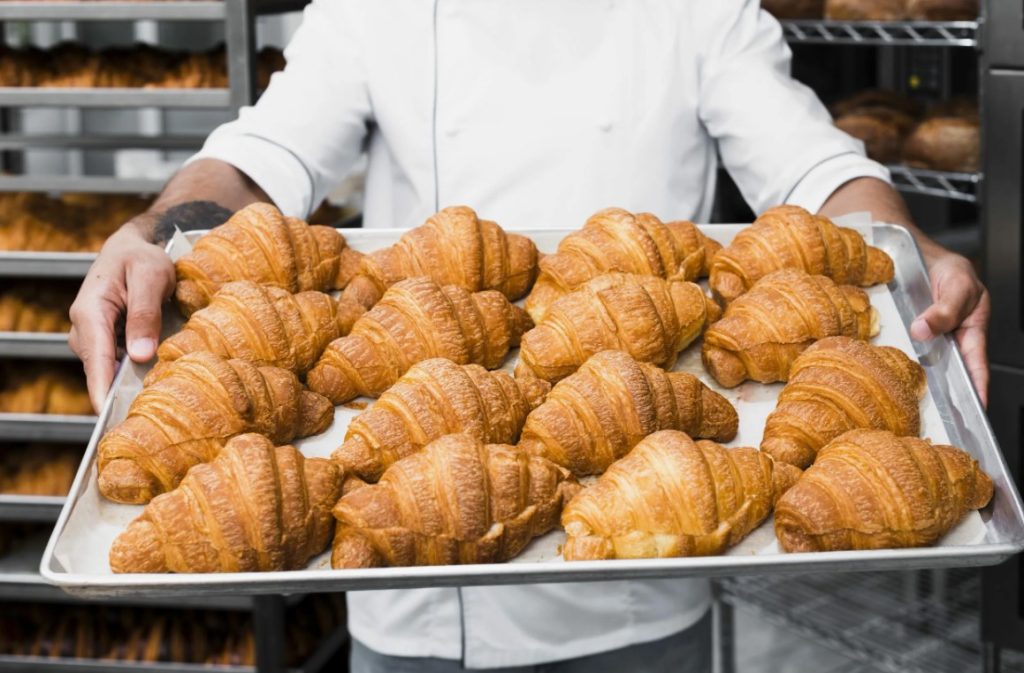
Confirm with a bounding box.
[702,269,879,388]
[0,282,76,332]
[307,277,532,404]
[0,192,149,253]
[902,101,980,173]
[333,358,549,482]
[761,336,926,468]
[775,428,993,552]
[0,444,82,496]
[524,207,720,322]
[708,205,894,304]
[0,362,92,415]
[110,434,342,573]
[515,272,718,384]
[562,430,801,560]
[331,433,578,568]
[518,350,737,477]
[824,0,907,20]
[761,0,825,19]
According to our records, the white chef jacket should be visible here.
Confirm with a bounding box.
[190,0,890,668]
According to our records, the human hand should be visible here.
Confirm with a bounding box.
[909,247,990,406]
[69,219,176,411]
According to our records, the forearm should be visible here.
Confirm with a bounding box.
[127,158,270,243]
[817,176,944,265]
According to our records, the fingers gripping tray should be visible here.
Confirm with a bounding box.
[40,223,1024,598]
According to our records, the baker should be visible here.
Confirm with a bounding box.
[70,2,989,671]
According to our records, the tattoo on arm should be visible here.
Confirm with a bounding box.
[151,201,234,244]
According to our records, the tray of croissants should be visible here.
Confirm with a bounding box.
[40,200,1024,597]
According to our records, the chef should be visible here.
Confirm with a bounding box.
[69,1,990,671]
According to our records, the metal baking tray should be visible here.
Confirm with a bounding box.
[0,252,96,278]
[0,413,97,442]
[0,495,65,523]
[40,223,1024,598]
[0,333,74,360]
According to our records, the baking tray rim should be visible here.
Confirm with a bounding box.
[38,222,1024,597]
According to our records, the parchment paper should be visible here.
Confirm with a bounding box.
[53,221,983,576]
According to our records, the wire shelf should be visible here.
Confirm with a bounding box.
[888,165,981,202]
[0,175,164,194]
[0,0,309,21]
[0,88,231,109]
[0,333,74,360]
[780,20,978,47]
[719,570,985,673]
[0,135,204,151]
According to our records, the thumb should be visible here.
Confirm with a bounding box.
[124,263,172,362]
[910,275,978,342]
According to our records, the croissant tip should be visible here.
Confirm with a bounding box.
[109,519,167,574]
[761,438,814,471]
[306,363,357,406]
[701,345,746,389]
[98,459,161,505]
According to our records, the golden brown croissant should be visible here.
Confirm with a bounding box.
[761,337,926,468]
[775,429,993,552]
[708,205,894,304]
[518,350,737,476]
[333,358,550,482]
[307,277,533,404]
[0,444,81,496]
[175,202,364,316]
[331,433,577,568]
[702,269,878,388]
[0,283,76,332]
[98,352,333,505]
[336,205,538,331]
[515,273,719,384]
[562,430,801,560]
[110,433,342,573]
[151,281,344,379]
[525,208,721,322]
[0,364,92,415]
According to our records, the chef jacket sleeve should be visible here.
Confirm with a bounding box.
[186,0,371,218]
[694,0,891,214]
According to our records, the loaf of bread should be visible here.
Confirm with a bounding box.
[761,0,825,18]
[825,0,906,20]
[903,112,979,173]
[906,0,978,20]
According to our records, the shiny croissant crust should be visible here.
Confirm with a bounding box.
[109,434,342,573]
[98,352,333,505]
[516,273,719,384]
[518,350,737,476]
[152,281,344,378]
[702,269,878,388]
[524,208,721,322]
[306,277,533,404]
[761,337,926,468]
[775,429,993,552]
[709,205,894,304]
[331,433,578,568]
[334,358,550,482]
[175,202,363,316]
[337,205,538,331]
[562,430,801,560]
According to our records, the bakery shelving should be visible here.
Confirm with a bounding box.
[0,135,204,151]
[0,175,165,193]
[780,20,979,47]
[0,253,94,279]
[0,334,74,360]
[718,570,986,673]
[888,165,981,202]
[0,88,231,109]
[0,415,96,442]
[0,494,64,522]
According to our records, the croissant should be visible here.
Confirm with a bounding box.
[0,364,92,415]
[562,430,801,560]
[0,283,75,332]
[151,281,344,379]
[110,433,342,573]
[98,352,333,505]
[702,269,878,388]
[0,444,80,496]
[331,433,577,568]
[307,277,533,404]
[515,273,718,384]
[518,350,737,476]
[762,337,926,468]
[775,429,993,552]
[525,208,721,322]
[336,205,538,331]
[334,358,550,482]
[708,205,894,303]
[175,202,364,316]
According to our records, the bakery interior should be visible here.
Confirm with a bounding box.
[0,0,1023,671]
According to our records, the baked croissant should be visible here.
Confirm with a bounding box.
[762,337,926,468]
[708,205,894,304]
[702,269,878,388]
[331,433,577,568]
[110,433,342,573]
[98,352,333,505]
[562,430,801,560]
[518,350,737,476]
[0,283,75,332]
[333,358,550,482]
[336,205,538,331]
[775,429,993,552]
[307,277,533,404]
[525,208,721,322]
[175,202,364,316]
[0,364,92,415]
[515,273,719,384]
[151,281,344,380]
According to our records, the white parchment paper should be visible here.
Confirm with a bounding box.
[52,224,983,577]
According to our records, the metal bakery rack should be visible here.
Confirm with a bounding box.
[0,2,348,671]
